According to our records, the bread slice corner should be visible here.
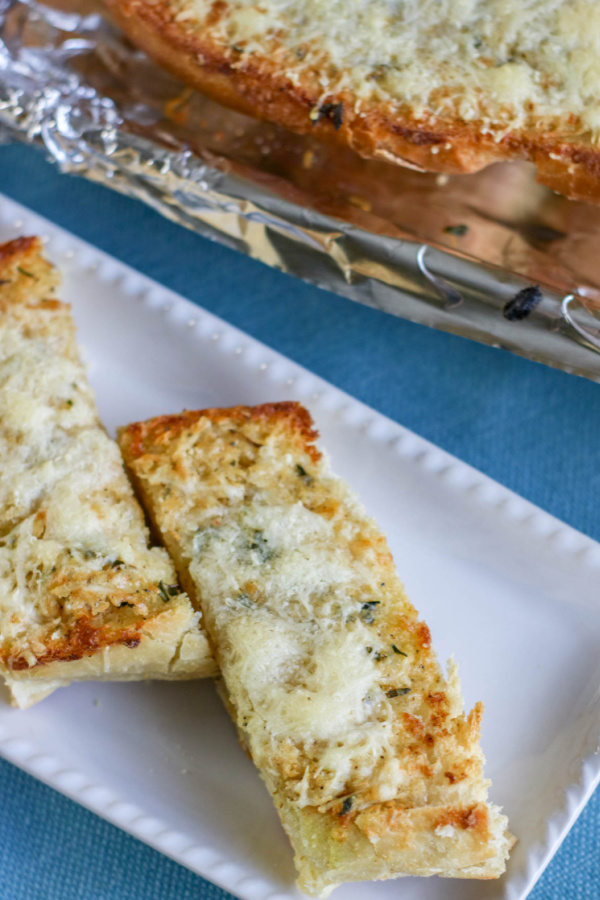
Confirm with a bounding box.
[104,0,600,203]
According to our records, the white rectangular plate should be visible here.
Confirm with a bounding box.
[0,193,599,900]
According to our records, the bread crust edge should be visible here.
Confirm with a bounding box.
[118,402,515,892]
[0,237,217,706]
[105,0,600,203]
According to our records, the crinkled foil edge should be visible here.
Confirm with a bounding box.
[1,0,600,379]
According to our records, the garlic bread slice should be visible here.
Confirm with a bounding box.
[0,237,215,708]
[119,401,514,896]
[106,0,600,202]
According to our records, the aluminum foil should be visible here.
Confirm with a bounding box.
[2,0,600,379]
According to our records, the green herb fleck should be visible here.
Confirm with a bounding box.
[246,529,275,563]
[443,224,469,237]
[66,399,73,407]
[158,581,177,602]
[340,797,353,816]
[365,646,373,654]
[296,464,313,485]
[360,602,379,624]
[111,559,125,568]
[194,526,220,555]
[17,267,36,279]
[362,601,380,610]
[235,592,256,609]
[386,687,411,698]
[392,645,408,657]
[374,651,387,661]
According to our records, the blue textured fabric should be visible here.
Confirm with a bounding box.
[0,144,598,900]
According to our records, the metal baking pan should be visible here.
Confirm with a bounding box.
[2,0,600,379]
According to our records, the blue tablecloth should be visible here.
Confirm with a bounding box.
[0,144,598,900]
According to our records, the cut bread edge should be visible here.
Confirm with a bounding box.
[105,0,600,203]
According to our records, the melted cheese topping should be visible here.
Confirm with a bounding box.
[180,0,600,137]
[189,490,406,807]
[128,410,488,814]
[0,285,189,667]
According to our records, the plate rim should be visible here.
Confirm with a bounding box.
[0,192,598,900]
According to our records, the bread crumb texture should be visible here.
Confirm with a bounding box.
[119,402,515,895]
[153,0,600,137]
[0,237,214,707]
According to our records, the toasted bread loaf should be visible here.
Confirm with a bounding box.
[119,402,514,896]
[0,237,215,708]
[105,0,600,203]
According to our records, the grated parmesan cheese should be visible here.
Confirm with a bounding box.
[121,404,496,814]
[177,0,600,138]
[119,403,515,893]
[0,241,214,696]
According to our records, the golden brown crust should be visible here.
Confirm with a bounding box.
[119,401,514,894]
[119,401,321,462]
[104,0,600,203]
[0,238,216,705]
[0,236,42,267]
[0,236,64,312]
[5,617,142,671]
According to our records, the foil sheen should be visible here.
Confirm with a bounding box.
[2,0,600,380]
